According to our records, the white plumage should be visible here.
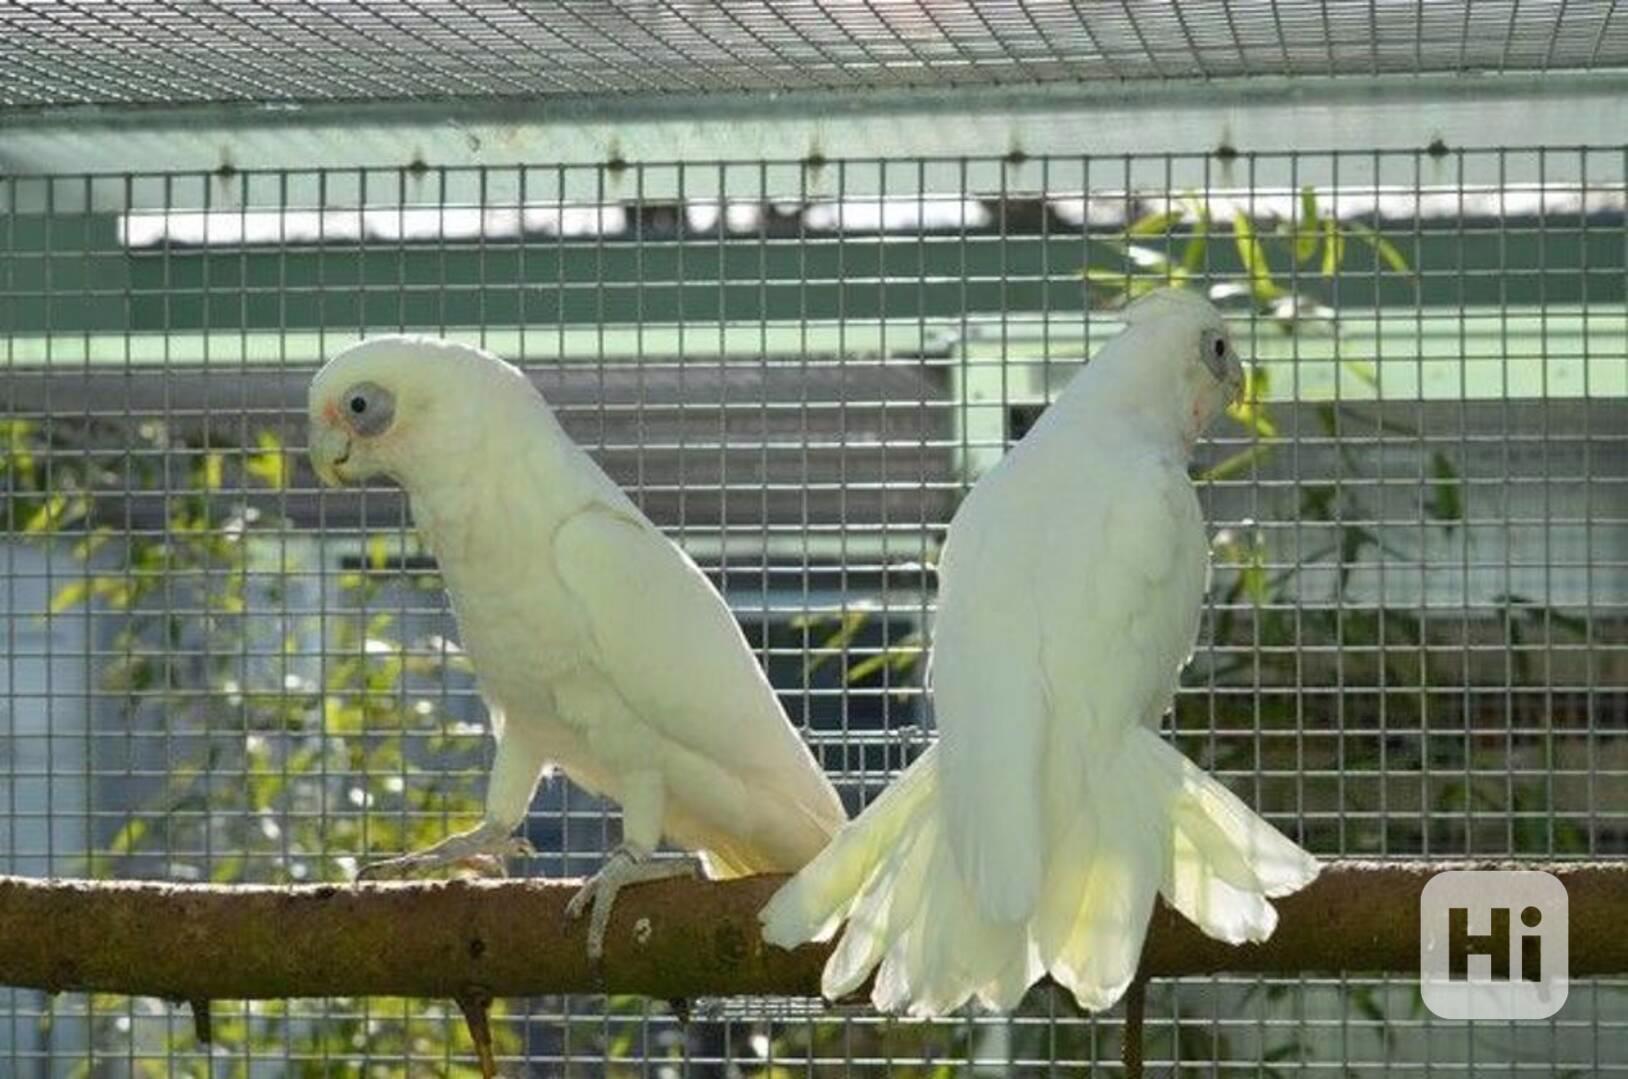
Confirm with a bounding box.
[761,289,1320,1015]
[307,337,845,953]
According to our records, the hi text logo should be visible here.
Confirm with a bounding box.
[1419,870,1568,1020]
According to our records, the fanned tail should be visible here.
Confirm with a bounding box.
[760,728,1320,1015]
[760,747,1033,1013]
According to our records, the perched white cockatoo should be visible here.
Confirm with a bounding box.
[761,289,1320,1015]
[307,337,846,955]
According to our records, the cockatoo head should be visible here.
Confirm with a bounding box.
[307,335,534,489]
[1114,288,1246,445]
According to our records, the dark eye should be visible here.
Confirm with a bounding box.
[341,381,396,437]
[1200,330,1232,380]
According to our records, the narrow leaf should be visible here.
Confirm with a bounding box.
[1429,452,1463,528]
[1227,398,1279,439]
[1320,217,1345,277]
[1341,358,1381,390]
[1231,211,1280,302]
[1348,221,1412,273]
[1200,442,1275,482]
[1127,209,1184,237]
[48,580,90,614]
[1294,186,1320,264]
[1299,186,1319,226]
[1180,197,1211,273]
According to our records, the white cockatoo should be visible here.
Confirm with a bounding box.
[760,289,1320,1015]
[307,336,846,955]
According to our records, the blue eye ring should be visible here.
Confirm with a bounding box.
[342,381,396,437]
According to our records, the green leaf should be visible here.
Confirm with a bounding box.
[366,535,394,571]
[22,492,90,534]
[1231,210,1280,303]
[1428,452,1463,528]
[0,419,37,479]
[1226,399,1277,439]
[70,526,115,562]
[1179,197,1211,272]
[1080,265,1136,288]
[1320,217,1345,277]
[1126,208,1184,236]
[1215,528,1272,607]
[196,451,224,491]
[1294,186,1320,264]
[244,430,289,489]
[1348,220,1412,273]
[845,631,925,684]
[1179,232,1208,273]
[801,609,870,675]
[1341,358,1381,390]
[1340,523,1378,567]
[48,580,90,614]
[1200,442,1275,482]
[1226,364,1278,438]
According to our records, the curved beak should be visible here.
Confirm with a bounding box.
[1227,348,1249,404]
[308,419,354,487]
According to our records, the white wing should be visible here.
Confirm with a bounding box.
[551,502,845,863]
[932,462,1051,924]
[1034,453,1209,738]
[935,443,1207,924]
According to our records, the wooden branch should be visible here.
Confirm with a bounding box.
[0,861,1622,1004]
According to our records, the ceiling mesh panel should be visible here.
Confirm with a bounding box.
[4,0,1626,109]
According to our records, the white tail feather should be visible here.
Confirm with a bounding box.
[760,728,1320,1015]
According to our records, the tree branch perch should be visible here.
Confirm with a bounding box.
[1,861,1622,1004]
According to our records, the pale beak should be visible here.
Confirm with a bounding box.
[1228,352,1250,403]
[309,421,354,487]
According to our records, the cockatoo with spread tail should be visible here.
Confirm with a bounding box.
[761,288,1320,1015]
[308,337,846,956]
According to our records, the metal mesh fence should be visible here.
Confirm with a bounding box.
[2,147,1625,1073]
[4,0,1627,108]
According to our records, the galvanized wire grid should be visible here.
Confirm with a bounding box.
[1,147,1625,1074]
[3,0,1628,108]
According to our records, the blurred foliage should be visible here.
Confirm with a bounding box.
[6,418,516,1074]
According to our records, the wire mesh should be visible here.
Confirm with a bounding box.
[3,0,1628,108]
[1,147,1625,1074]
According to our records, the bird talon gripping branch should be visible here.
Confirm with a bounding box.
[567,846,700,959]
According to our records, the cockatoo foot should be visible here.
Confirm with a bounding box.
[566,845,699,959]
[355,823,534,881]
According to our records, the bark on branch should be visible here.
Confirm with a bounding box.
[1,861,1622,1003]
